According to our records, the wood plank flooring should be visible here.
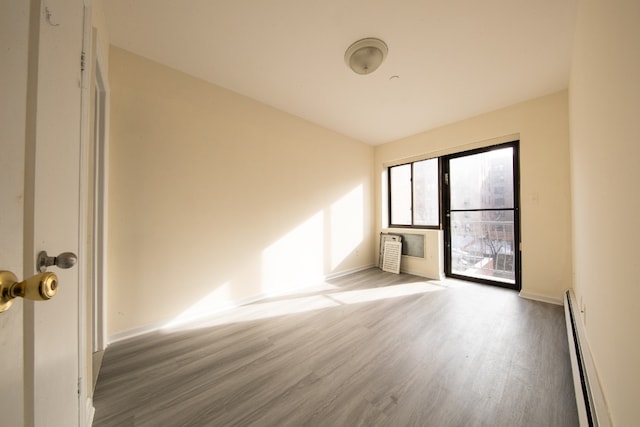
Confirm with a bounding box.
[92,268,578,426]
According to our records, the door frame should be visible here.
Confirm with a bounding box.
[77,1,109,422]
[89,27,109,356]
[442,140,522,290]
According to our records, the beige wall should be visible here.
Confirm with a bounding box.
[375,91,572,302]
[570,0,640,424]
[92,0,110,69]
[108,47,375,337]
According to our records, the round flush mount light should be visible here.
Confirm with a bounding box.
[344,37,388,75]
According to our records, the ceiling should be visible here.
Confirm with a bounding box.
[102,0,577,145]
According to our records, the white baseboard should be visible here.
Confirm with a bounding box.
[108,322,163,344]
[325,264,375,280]
[399,267,443,281]
[108,264,376,344]
[519,290,563,306]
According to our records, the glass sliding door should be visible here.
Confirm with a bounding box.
[443,142,520,289]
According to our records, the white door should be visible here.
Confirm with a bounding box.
[1,0,86,425]
[0,1,30,425]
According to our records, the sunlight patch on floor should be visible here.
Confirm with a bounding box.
[326,281,444,305]
[164,280,445,332]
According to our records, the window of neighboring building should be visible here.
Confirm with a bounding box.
[388,158,439,228]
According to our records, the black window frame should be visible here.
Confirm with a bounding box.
[387,157,441,229]
[442,140,521,290]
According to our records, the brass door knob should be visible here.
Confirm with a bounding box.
[0,271,59,313]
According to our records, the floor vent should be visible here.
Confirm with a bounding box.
[381,241,402,274]
[564,290,611,427]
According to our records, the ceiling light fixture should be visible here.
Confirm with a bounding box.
[344,38,388,75]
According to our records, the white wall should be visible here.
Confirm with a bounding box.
[376,91,573,303]
[569,0,640,424]
[107,47,375,337]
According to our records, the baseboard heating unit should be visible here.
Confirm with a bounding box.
[563,290,611,427]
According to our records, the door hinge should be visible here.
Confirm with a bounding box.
[81,51,86,72]
[444,172,449,185]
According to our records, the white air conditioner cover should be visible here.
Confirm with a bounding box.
[379,233,402,268]
[382,241,402,274]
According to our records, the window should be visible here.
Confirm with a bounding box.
[388,158,439,228]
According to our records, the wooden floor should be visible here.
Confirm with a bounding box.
[93,268,578,426]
